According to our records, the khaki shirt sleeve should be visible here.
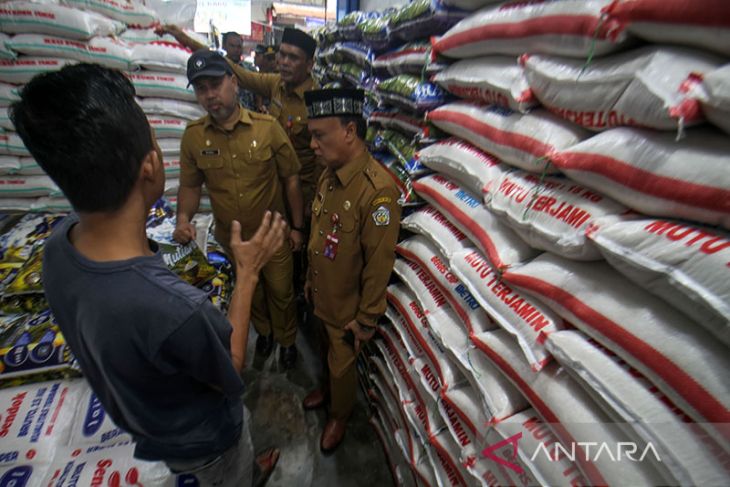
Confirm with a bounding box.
[356,187,402,328]
[226,59,279,98]
[270,120,301,178]
[179,129,204,188]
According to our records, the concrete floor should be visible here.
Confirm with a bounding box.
[241,309,394,487]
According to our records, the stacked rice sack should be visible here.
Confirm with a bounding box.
[0,0,209,212]
[354,0,730,485]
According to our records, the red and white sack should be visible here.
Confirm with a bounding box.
[2,131,28,156]
[369,111,425,136]
[400,205,475,261]
[128,71,196,102]
[433,56,537,113]
[699,64,730,135]
[0,1,125,39]
[440,383,490,447]
[148,116,187,139]
[416,138,504,197]
[428,430,472,487]
[372,42,446,77]
[488,408,587,487]
[397,235,495,335]
[427,102,588,174]
[550,127,730,229]
[0,380,87,467]
[433,0,630,59]
[0,57,76,84]
[157,137,181,158]
[0,175,58,197]
[0,154,19,174]
[603,0,730,56]
[413,174,538,271]
[503,254,730,444]
[471,329,666,486]
[64,0,157,28]
[522,47,723,131]
[436,399,482,484]
[374,328,417,406]
[163,156,181,176]
[485,170,628,260]
[547,330,730,487]
[451,248,563,371]
[43,442,173,487]
[7,34,135,71]
[369,411,416,487]
[131,41,191,73]
[587,217,730,345]
[385,303,428,363]
[0,82,19,107]
[138,97,204,121]
[17,157,43,176]
[70,387,132,447]
[0,32,14,59]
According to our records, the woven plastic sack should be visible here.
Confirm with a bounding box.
[138,97,204,121]
[0,1,125,39]
[377,74,446,113]
[699,64,730,135]
[131,41,192,73]
[373,41,448,77]
[7,34,135,71]
[128,71,196,102]
[0,32,15,59]
[0,82,19,107]
[0,57,76,84]
[389,0,468,42]
[400,205,474,261]
[147,116,187,139]
[65,0,157,28]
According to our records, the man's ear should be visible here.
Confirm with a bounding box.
[140,147,162,181]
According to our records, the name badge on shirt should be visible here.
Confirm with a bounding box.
[201,149,220,156]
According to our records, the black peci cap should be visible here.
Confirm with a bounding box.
[281,27,317,58]
[186,49,232,86]
[304,88,364,119]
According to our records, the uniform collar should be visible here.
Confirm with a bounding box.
[203,106,252,130]
[335,150,370,187]
[279,75,315,100]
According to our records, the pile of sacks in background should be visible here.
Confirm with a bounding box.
[0,0,213,212]
[340,0,730,485]
[0,198,231,484]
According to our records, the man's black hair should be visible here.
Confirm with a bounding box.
[10,63,153,213]
[339,116,366,140]
[222,32,241,44]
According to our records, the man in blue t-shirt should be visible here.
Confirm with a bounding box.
[10,63,283,487]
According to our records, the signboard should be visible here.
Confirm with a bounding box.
[194,0,252,35]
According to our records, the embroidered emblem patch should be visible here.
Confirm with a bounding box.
[372,206,390,226]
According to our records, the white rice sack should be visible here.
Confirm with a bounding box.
[451,248,563,371]
[503,253,730,445]
[131,41,192,73]
[400,205,475,261]
[42,442,173,486]
[138,97,204,121]
[488,408,587,487]
[587,217,730,345]
[372,41,448,77]
[0,154,19,174]
[0,106,12,130]
[374,329,417,406]
[386,279,466,395]
[416,138,504,197]
[604,0,730,56]
[64,0,157,28]
[369,412,415,487]
[0,57,76,84]
[0,32,15,59]
[163,156,180,176]
[17,157,43,175]
[485,170,628,260]
[0,81,20,107]
[427,102,589,173]
[440,384,489,446]
[471,329,667,486]
[436,398,481,482]
[7,34,135,71]
[156,137,181,158]
[147,116,187,139]
[70,387,132,447]
[2,130,27,156]
[397,235,495,335]
[385,304,427,362]
[547,330,730,487]
[0,1,125,39]
[121,28,207,45]
[550,127,730,229]
[434,56,537,113]
[0,196,36,211]
[433,0,631,59]
[522,47,723,131]
[413,174,538,271]
[0,175,58,197]
[428,429,472,487]
[699,64,730,135]
[0,380,87,467]
[128,71,195,102]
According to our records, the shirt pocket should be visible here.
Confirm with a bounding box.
[196,156,224,171]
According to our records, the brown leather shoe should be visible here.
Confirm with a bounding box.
[320,417,347,453]
[302,388,326,410]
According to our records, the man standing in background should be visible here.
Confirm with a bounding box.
[222,31,258,112]
[254,44,277,74]
[174,49,304,369]
[158,25,321,305]
[303,88,401,452]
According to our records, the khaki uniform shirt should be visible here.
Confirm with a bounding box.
[227,63,320,198]
[180,108,300,243]
[307,151,402,328]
